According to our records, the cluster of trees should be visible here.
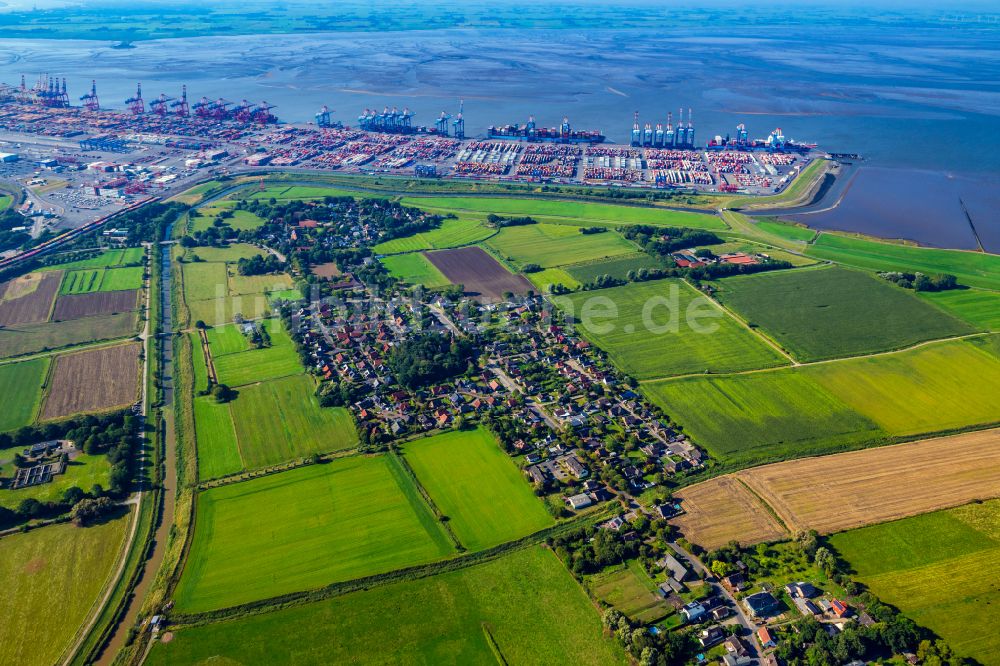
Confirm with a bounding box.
[620,225,722,256]
[0,206,31,253]
[578,226,607,235]
[237,253,284,276]
[602,609,698,666]
[70,496,117,526]
[387,333,475,388]
[486,214,537,228]
[550,525,641,575]
[0,413,136,529]
[879,271,959,292]
[116,201,188,242]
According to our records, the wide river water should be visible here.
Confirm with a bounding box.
[0,22,997,248]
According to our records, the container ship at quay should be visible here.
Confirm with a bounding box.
[487,116,606,144]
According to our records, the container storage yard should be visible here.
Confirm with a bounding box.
[0,74,821,251]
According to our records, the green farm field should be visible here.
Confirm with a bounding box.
[380,252,451,288]
[181,262,229,302]
[0,312,138,359]
[0,357,49,431]
[0,515,129,666]
[227,272,294,298]
[210,320,302,387]
[715,266,973,361]
[150,546,623,666]
[587,561,671,624]
[565,252,665,283]
[190,244,266,264]
[643,371,884,466]
[192,209,265,233]
[554,279,787,380]
[401,196,725,230]
[59,266,144,295]
[189,332,209,393]
[806,233,1000,290]
[174,456,454,613]
[919,288,1000,330]
[804,335,1000,436]
[830,500,1000,665]
[374,216,495,254]
[645,335,1000,465]
[39,247,145,272]
[526,267,582,292]
[485,223,637,269]
[227,375,358,469]
[194,396,242,479]
[187,295,273,327]
[403,428,553,551]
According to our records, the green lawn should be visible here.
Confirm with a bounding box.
[919,288,1000,330]
[553,279,787,380]
[374,216,495,254]
[643,371,884,466]
[0,357,48,431]
[150,546,623,666]
[0,515,129,666]
[485,223,637,269]
[806,233,1000,290]
[228,375,358,469]
[402,195,725,230]
[565,252,665,283]
[714,266,973,361]
[380,252,451,288]
[804,335,1000,436]
[403,428,553,551]
[587,561,672,624]
[830,500,1000,665]
[210,320,302,387]
[204,323,250,356]
[173,456,455,613]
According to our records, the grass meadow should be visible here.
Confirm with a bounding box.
[380,252,451,288]
[174,456,455,613]
[402,428,553,551]
[227,375,358,469]
[0,357,49,431]
[753,218,816,242]
[830,500,1000,665]
[0,312,138,359]
[374,216,495,254]
[526,267,582,292]
[565,252,665,283]
[919,288,1000,330]
[401,195,725,230]
[806,233,1000,290]
[0,515,129,666]
[485,223,636,269]
[643,371,884,466]
[804,336,1000,436]
[715,266,973,361]
[151,546,623,666]
[587,561,672,624]
[193,396,243,479]
[209,320,302,387]
[554,279,787,380]
[39,247,144,272]
[59,266,144,295]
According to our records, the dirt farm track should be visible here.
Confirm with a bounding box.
[672,428,1000,550]
[41,342,142,420]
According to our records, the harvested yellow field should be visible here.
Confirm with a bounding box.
[673,476,788,549]
[740,428,1000,535]
[673,429,1000,550]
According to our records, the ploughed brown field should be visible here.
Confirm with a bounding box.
[312,262,342,278]
[671,476,788,549]
[41,343,142,420]
[52,289,139,321]
[674,428,1000,549]
[424,247,533,300]
[0,271,62,326]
